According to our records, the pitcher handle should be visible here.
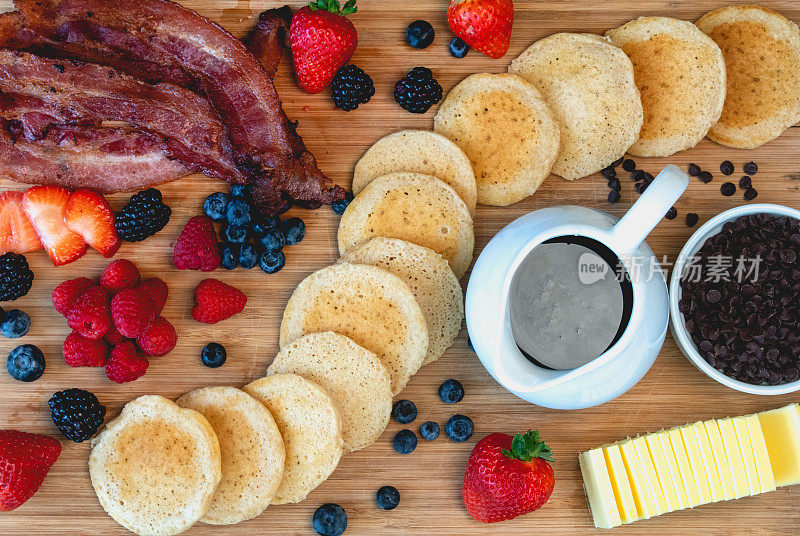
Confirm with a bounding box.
[609,164,690,255]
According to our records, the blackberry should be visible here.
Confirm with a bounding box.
[394,67,443,114]
[0,253,33,301]
[48,388,106,443]
[115,189,172,242]
[331,65,374,111]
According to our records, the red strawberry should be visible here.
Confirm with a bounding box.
[100,259,141,294]
[138,278,169,315]
[192,279,247,324]
[111,288,156,338]
[173,216,220,271]
[136,316,177,357]
[63,331,108,367]
[66,286,111,340]
[290,0,358,93]
[21,186,87,266]
[0,191,42,254]
[447,0,514,59]
[65,189,120,258]
[0,430,61,511]
[52,277,94,317]
[462,431,555,523]
[105,341,148,383]
[103,324,126,346]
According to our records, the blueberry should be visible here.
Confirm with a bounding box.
[219,244,239,270]
[201,343,226,368]
[260,228,286,252]
[251,214,279,236]
[223,224,248,244]
[230,184,251,199]
[277,193,293,215]
[260,250,286,274]
[376,486,400,510]
[203,192,230,222]
[226,198,252,227]
[1,310,31,338]
[393,429,417,454]
[438,379,464,404]
[449,37,470,58]
[6,344,45,382]
[406,20,435,49]
[312,503,347,536]
[445,414,474,443]
[391,400,417,424]
[239,243,261,269]
[331,192,354,216]
[419,421,440,441]
[283,217,306,246]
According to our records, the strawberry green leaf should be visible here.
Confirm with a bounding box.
[503,430,555,462]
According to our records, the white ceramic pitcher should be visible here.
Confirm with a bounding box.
[466,165,690,409]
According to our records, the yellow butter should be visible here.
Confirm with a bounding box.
[655,431,689,509]
[703,419,736,500]
[603,445,639,524]
[645,433,683,511]
[745,414,776,494]
[667,428,702,507]
[717,418,751,499]
[690,422,724,502]
[619,439,658,519]
[757,403,800,487]
[731,417,761,496]
[632,436,668,515]
[579,449,623,529]
[679,426,713,504]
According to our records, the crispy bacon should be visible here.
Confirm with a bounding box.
[0,124,188,191]
[0,49,244,183]
[244,6,292,79]
[13,0,345,214]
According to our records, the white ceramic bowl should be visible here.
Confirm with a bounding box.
[669,203,800,395]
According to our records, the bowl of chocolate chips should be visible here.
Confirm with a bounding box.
[670,204,800,395]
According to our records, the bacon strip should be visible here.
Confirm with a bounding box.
[244,6,292,79]
[14,0,344,214]
[0,49,244,183]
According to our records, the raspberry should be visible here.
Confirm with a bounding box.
[99,259,141,293]
[136,316,177,357]
[105,341,149,383]
[111,288,156,338]
[192,279,247,324]
[63,331,109,367]
[52,277,93,317]
[173,216,220,271]
[138,278,168,314]
[104,324,126,346]
[66,286,111,340]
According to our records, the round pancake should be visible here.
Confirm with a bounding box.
[338,172,474,278]
[176,387,285,525]
[509,33,643,180]
[267,332,392,453]
[353,130,477,214]
[433,73,560,206]
[340,237,464,366]
[697,6,800,148]
[280,262,428,395]
[243,374,343,505]
[605,17,726,157]
[89,395,221,536]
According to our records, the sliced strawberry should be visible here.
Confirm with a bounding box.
[21,186,87,266]
[0,191,43,254]
[66,189,120,258]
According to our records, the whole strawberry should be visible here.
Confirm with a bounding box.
[447,0,514,59]
[290,0,358,93]
[173,216,220,272]
[0,430,61,511]
[462,430,554,523]
[192,279,247,324]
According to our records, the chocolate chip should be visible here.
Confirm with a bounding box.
[720,161,734,175]
[635,182,648,194]
[665,207,678,220]
[686,213,699,227]
[608,190,620,204]
[634,169,648,182]
[607,178,621,191]
[739,175,752,189]
[601,166,616,179]
[743,161,758,175]
[612,156,624,167]
[622,159,636,172]
[698,171,713,184]
[688,163,701,177]
[721,182,736,196]
[744,187,758,201]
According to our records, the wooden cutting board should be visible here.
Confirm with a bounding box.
[1,1,800,534]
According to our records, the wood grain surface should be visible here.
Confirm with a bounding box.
[1,1,800,534]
